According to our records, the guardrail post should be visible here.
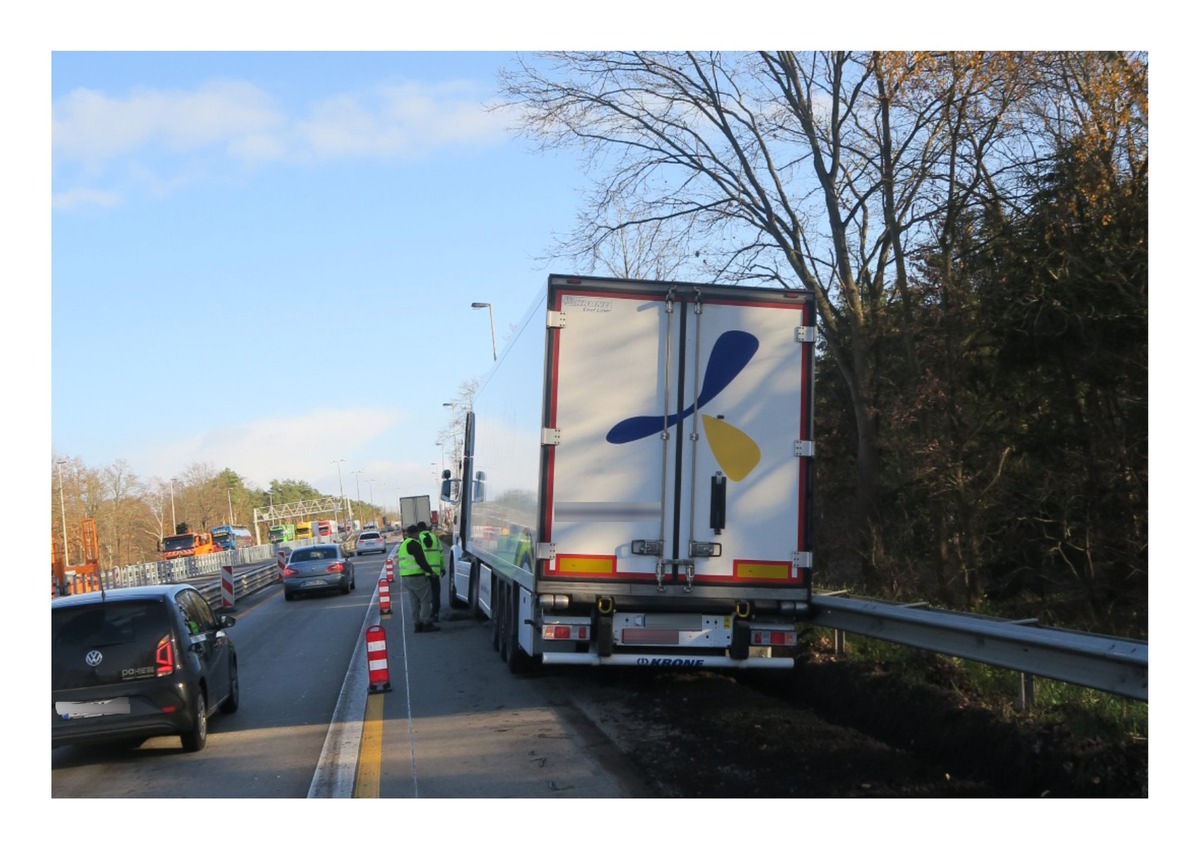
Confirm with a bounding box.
[834,629,846,655]
[1017,671,1036,711]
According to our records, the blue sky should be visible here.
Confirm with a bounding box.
[48,50,590,507]
[25,9,1166,514]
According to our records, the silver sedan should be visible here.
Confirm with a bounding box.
[355,531,387,557]
[282,544,355,600]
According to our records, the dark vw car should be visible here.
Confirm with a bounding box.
[52,584,239,752]
[282,544,355,600]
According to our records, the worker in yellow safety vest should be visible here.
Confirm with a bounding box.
[417,521,444,622]
[397,525,439,632]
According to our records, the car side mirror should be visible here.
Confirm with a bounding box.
[217,614,236,629]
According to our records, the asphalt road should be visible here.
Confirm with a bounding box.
[51,552,644,799]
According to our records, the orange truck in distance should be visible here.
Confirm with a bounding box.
[161,531,218,560]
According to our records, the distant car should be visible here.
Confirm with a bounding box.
[282,544,355,600]
[52,584,239,753]
[355,531,386,557]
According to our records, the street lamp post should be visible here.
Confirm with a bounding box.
[170,478,178,531]
[471,302,497,361]
[56,460,70,575]
[443,401,463,479]
[331,458,348,527]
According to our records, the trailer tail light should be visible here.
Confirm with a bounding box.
[155,634,176,677]
[542,624,591,642]
[750,629,796,648]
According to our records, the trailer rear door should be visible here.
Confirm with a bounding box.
[542,277,814,593]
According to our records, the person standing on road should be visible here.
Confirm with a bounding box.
[418,521,444,622]
[397,525,439,632]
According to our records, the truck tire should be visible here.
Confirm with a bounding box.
[490,577,502,653]
[448,554,467,609]
[468,563,481,620]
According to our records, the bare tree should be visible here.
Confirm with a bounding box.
[499,51,1038,580]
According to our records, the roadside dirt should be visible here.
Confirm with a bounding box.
[551,648,1147,798]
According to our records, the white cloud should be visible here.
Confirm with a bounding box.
[51,186,121,211]
[293,81,511,161]
[53,81,284,167]
[54,77,512,171]
[134,407,409,493]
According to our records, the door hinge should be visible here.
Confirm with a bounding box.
[542,427,562,446]
[795,440,815,457]
[547,310,567,329]
[795,326,816,343]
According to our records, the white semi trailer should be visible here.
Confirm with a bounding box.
[445,274,816,671]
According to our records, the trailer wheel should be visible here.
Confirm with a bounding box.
[497,581,510,662]
[490,576,502,653]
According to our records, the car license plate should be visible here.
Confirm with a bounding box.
[303,579,325,588]
[56,697,131,719]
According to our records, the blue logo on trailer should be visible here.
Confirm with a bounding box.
[606,330,762,481]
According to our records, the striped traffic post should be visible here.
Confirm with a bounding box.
[277,549,288,581]
[220,563,235,610]
[379,577,391,615]
[385,554,395,583]
[366,625,392,693]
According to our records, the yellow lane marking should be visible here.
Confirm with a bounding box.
[354,692,385,798]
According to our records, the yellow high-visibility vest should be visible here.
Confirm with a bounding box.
[420,531,444,576]
[396,537,425,577]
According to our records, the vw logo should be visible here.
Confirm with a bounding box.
[85,650,103,666]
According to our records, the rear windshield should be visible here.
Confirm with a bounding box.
[52,600,173,689]
[290,547,338,562]
[359,533,381,541]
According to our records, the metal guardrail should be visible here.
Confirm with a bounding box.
[58,548,1148,703]
[197,561,281,611]
[57,545,284,606]
[810,593,1148,702]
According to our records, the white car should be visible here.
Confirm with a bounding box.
[355,531,387,557]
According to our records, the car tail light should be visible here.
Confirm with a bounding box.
[326,561,346,574]
[283,566,299,577]
[155,633,176,676]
